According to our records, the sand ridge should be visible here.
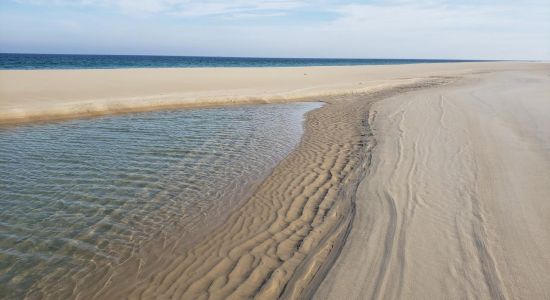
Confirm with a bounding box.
[0,62,537,125]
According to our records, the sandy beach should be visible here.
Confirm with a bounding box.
[0,62,536,125]
[3,62,550,299]
[315,63,550,299]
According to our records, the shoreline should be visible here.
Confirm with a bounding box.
[0,62,535,125]
[16,102,322,300]
[6,61,550,298]
[42,77,449,299]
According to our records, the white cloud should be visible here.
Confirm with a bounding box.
[170,1,304,17]
[14,0,308,16]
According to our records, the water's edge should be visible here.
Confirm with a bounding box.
[1,77,453,298]
[0,102,322,298]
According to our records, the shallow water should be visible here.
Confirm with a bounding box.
[0,102,322,298]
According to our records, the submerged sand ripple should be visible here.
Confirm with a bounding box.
[78,90,374,299]
[64,78,444,300]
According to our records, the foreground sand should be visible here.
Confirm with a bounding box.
[316,65,550,299]
[7,62,550,299]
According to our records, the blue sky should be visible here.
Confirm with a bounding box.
[1,0,549,60]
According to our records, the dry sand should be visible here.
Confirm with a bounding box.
[0,62,536,124]
[5,62,550,299]
[315,65,550,299]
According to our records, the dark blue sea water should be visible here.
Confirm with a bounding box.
[0,53,483,70]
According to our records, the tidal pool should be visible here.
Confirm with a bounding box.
[0,102,322,298]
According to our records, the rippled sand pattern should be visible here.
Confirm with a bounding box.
[83,90,387,299]
[0,103,320,299]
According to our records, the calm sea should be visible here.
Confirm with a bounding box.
[0,102,322,298]
[0,53,482,70]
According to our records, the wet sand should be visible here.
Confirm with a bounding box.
[59,76,448,300]
[3,62,550,299]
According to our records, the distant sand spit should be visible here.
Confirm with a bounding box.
[0,62,538,125]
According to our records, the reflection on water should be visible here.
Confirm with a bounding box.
[0,102,322,298]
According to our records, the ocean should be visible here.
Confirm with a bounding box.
[0,53,482,70]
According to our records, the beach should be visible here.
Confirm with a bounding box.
[0,62,534,125]
[2,62,550,299]
[315,63,550,299]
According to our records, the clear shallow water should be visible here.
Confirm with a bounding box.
[0,102,322,298]
[0,53,484,70]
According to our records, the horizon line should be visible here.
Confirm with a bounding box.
[0,52,502,62]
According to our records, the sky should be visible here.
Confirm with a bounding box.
[0,0,549,60]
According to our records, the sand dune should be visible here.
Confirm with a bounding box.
[315,66,550,299]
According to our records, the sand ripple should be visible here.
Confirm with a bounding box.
[61,92,377,299]
[0,103,320,299]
